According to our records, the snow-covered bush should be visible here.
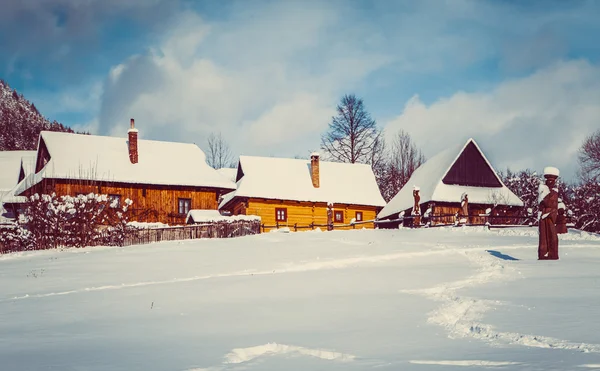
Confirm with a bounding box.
[500,168,573,224]
[1,193,133,251]
[569,181,600,233]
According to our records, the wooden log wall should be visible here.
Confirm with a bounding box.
[25,179,222,225]
[244,198,378,232]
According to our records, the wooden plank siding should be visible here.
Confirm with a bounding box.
[23,179,224,225]
[378,202,523,228]
[226,198,379,232]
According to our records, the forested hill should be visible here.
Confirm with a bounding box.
[0,79,77,150]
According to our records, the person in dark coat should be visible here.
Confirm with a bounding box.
[538,167,560,260]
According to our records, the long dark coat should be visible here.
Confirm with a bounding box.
[556,209,568,234]
[539,190,559,260]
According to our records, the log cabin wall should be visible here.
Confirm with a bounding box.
[234,198,378,232]
[426,202,522,226]
[23,179,222,225]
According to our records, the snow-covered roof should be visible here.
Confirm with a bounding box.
[217,168,238,184]
[219,156,386,209]
[186,209,261,224]
[378,138,523,219]
[14,131,236,195]
[0,150,36,192]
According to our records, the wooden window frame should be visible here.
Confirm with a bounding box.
[108,194,121,208]
[355,211,363,222]
[178,198,192,215]
[275,208,287,222]
[334,210,344,223]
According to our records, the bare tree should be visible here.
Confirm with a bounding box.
[370,134,388,197]
[578,129,600,182]
[206,132,233,169]
[321,94,382,164]
[382,130,426,201]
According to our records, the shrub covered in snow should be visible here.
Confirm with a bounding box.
[569,181,600,233]
[0,193,133,251]
[500,168,573,224]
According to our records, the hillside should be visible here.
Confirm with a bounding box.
[1,228,599,370]
[0,79,75,151]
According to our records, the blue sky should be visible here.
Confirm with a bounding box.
[2,0,600,180]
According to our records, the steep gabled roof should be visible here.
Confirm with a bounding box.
[0,150,36,192]
[14,131,236,196]
[378,138,523,219]
[219,155,386,209]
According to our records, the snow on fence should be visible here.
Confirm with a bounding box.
[374,213,541,228]
[261,214,545,232]
[261,219,377,232]
[0,220,262,253]
[115,220,261,247]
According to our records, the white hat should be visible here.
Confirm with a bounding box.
[413,185,420,191]
[543,166,560,177]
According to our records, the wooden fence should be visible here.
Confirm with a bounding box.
[0,220,262,254]
[262,214,544,231]
[115,220,261,247]
[375,213,539,228]
[261,219,378,232]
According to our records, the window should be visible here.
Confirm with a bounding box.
[275,208,287,222]
[355,211,363,222]
[108,194,121,208]
[334,210,344,223]
[178,198,191,215]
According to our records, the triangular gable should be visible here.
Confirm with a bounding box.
[442,141,502,187]
[235,162,244,182]
[378,138,523,219]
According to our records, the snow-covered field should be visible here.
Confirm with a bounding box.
[1,227,600,371]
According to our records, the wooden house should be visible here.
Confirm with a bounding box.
[12,120,236,225]
[218,153,386,231]
[0,150,36,222]
[0,151,36,198]
[378,138,524,228]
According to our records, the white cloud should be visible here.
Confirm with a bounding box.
[97,3,391,158]
[82,0,600,180]
[384,60,600,180]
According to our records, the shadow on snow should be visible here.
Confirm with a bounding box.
[486,250,520,261]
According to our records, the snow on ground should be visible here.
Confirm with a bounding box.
[1,227,600,370]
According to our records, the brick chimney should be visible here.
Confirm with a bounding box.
[128,118,138,164]
[310,152,320,188]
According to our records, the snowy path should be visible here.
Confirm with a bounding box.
[2,248,460,302]
[403,244,600,354]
